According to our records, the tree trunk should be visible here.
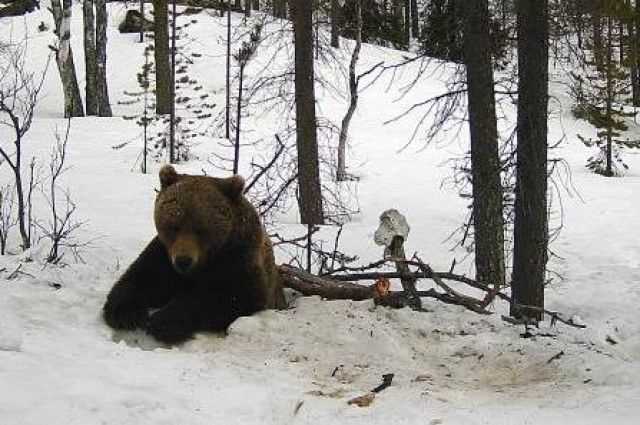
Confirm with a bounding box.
[244,0,251,16]
[169,0,177,162]
[410,0,419,37]
[252,0,259,10]
[290,0,324,225]
[234,64,244,174]
[462,0,505,289]
[632,0,640,105]
[404,0,411,44]
[337,0,362,181]
[511,0,549,321]
[51,0,85,118]
[619,18,624,65]
[330,0,340,48]
[274,0,287,18]
[95,0,112,116]
[605,15,614,177]
[593,4,604,70]
[153,0,172,114]
[83,0,98,116]
[225,2,231,139]
[140,0,145,43]
[392,0,404,41]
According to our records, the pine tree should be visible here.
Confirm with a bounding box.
[153,0,172,115]
[462,0,505,289]
[511,0,549,321]
[420,0,463,62]
[290,0,325,225]
[572,1,640,176]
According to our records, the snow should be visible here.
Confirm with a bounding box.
[1,4,640,425]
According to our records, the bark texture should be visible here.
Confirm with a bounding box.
[95,0,112,116]
[153,0,172,114]
[52,0,85,118]
[83,0,98,116]
[462,0,505,289]
[511,0,549,321]
[290,0,324,225]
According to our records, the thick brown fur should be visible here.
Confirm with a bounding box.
[103,165,286,344]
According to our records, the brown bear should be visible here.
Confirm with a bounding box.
[103,165,287,344]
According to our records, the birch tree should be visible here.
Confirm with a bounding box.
[51,0,84,117]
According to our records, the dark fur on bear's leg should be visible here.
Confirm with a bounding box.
[145,269,258,344]
[146,294,201,344]
[103,237,181,331]
[103,283,149,330]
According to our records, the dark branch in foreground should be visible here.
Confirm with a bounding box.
[278,261,585,329]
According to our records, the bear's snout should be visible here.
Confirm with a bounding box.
[168,234,201,275]
[173,255,194,274]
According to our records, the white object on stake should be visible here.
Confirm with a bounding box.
[374,209,410,249]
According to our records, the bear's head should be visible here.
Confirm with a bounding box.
[154,165,245,275]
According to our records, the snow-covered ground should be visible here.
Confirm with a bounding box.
[2,4,640,424]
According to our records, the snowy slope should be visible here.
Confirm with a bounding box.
[1,4,640,425]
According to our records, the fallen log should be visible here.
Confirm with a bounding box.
[279,264,491,313]
[278,264,584,328]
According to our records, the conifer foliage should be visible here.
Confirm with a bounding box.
[571,0,640,176]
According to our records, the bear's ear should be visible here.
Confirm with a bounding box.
[159,164,179,189]
[216,175,245,200]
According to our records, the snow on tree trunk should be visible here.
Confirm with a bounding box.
[51,0,85,118]
[95,0,112,116]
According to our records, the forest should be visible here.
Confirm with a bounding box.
[1,1,639,424]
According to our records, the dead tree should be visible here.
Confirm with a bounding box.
[50,0,85,117]
[0,43,49,250]
[277,209,583,328]
[232,23,263,174]
[279,263,585,328]
[336,1,383,182]
[337,0,362,181]
[373,209,421,309]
